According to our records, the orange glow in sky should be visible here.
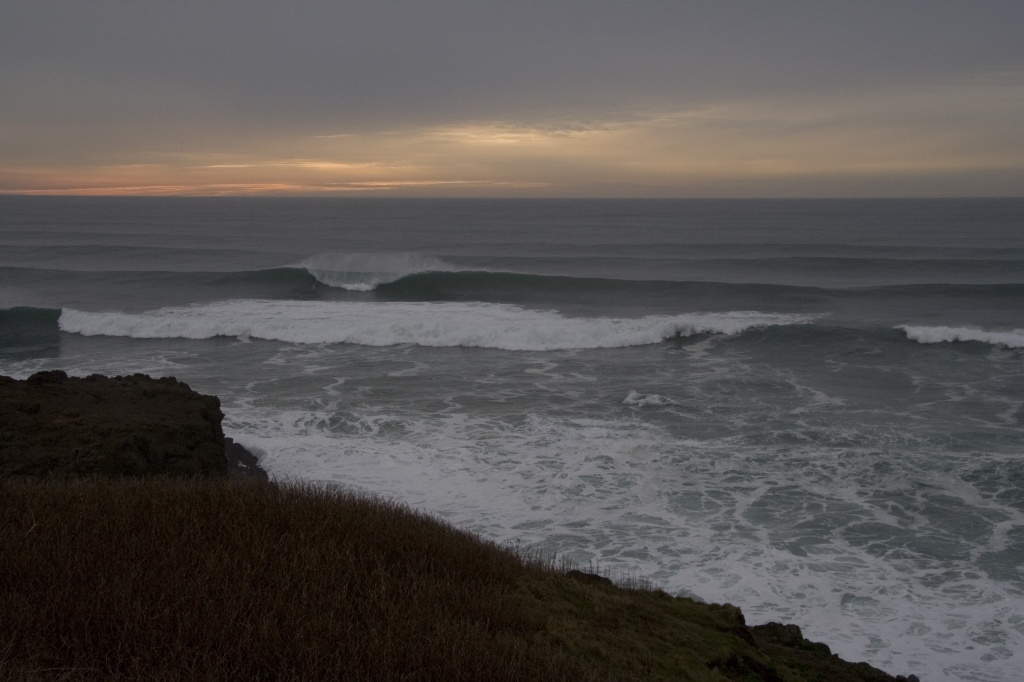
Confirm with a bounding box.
[3,4,1022,197]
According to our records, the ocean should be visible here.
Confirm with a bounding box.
[2,196,1022,681]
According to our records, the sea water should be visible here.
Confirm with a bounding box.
[2,197,1023,681]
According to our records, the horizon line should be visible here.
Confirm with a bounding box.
[2,192,1022,201]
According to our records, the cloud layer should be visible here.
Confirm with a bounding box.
[3,1,1023,196]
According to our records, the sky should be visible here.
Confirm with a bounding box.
[2,1,1023,198]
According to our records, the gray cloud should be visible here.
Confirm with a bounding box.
[7,2,1022,122]
[3,1,1023,194]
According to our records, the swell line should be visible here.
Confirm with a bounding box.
[57,301,819,351]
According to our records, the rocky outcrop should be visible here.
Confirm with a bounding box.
[748,622,920,682]
[1,370,240,478]
[225,436,269,481]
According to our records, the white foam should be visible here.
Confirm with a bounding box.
[299,252,461,290]
[623,389,677,407]
[222,391,1024,682]
[59,301,815,351]
[900,325,1024,349]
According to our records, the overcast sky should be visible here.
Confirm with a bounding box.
[2,1,1022,197]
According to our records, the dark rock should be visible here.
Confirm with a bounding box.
[225,437,269,482]
[565,569,615,587]
[1,371,249,479]
[712,602,758,646]
[750,621,904,681]
[26,369,69,384]
[751,622,828,653]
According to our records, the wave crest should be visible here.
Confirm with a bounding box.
[900,325,1024,349]
[299,252,461,291]
[59,301,815,351]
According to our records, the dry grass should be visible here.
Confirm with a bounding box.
[0,478,895,681]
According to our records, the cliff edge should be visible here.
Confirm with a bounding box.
[0,370,263,479]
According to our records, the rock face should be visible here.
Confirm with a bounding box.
[0,370,229,478]
[225,436,269,481]
[748,623,920,682]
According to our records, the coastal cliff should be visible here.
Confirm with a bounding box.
[0,370,264,479]
[0,372,915,681]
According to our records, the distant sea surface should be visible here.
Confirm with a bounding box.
[3,197,1023,681]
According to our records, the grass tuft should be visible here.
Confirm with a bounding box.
[0,477,899,681]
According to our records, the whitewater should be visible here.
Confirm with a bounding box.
[2,197,1023,682]
[59,302,816,350]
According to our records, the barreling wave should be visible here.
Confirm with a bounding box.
[58,301,817,351]
[298,253,465,291]
[371,270,823,303]
[347,271,1024,304]
[0,306,63,357]
[900,325,1024,349]
[0,305,62,325]
[7,261,1024,305]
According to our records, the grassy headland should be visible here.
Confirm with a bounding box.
[0,477,907,681]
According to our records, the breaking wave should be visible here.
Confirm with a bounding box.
[299,252,464,291]
[58,301,816,351]
[900,325,1024,349]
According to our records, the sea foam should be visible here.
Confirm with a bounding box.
[900,325,1024,349]
[623,389,677,407]
[59,300,815,351]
